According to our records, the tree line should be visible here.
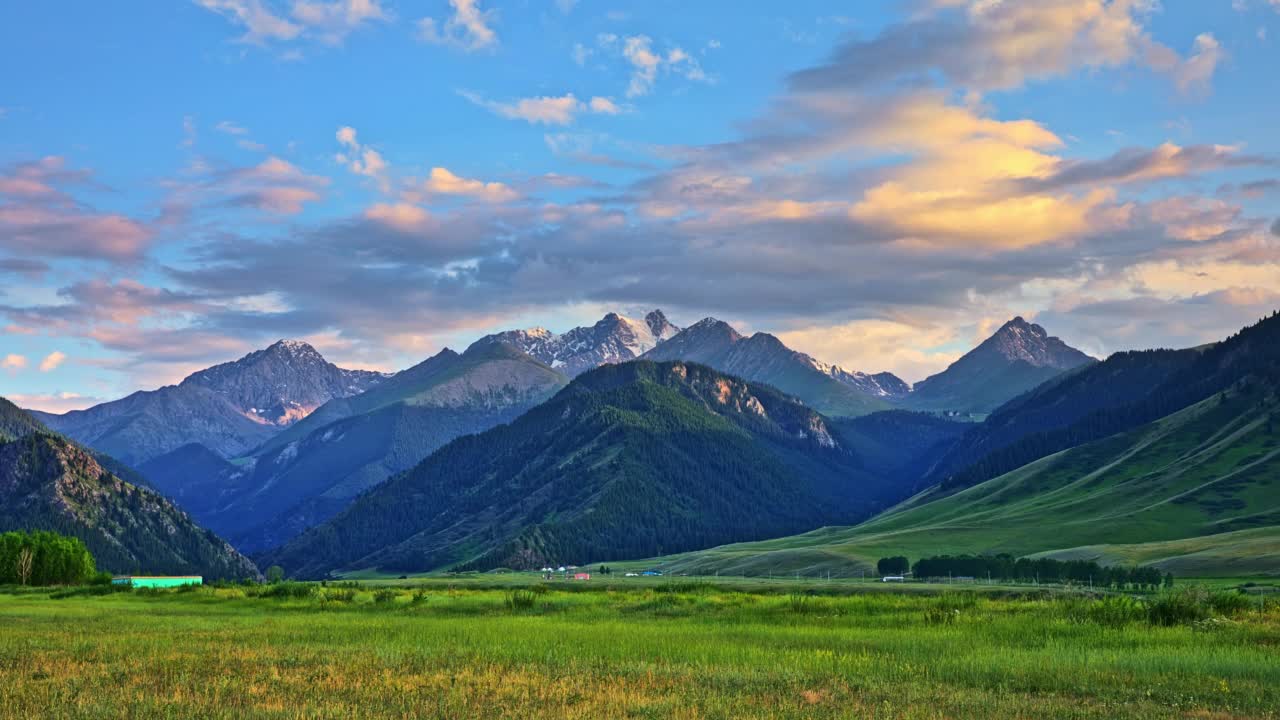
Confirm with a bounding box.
[884,554,1172,589]
[0,530,98,586]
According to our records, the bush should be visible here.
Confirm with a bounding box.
[260,582,316,600]
[1147,589,1210,626]
[1209,590,1253,617]
[1087,595,1147,627]
[373,588,399,604]
[505,589,538,611]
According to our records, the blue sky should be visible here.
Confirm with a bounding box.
[2,0,1279,411]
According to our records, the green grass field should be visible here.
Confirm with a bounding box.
[2,582,1278,719]
[651,392,1280,579]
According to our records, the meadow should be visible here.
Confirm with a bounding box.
[1,580,1278,719]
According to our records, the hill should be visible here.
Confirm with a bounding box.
[0,396,48,441]
[262,361,903,578]
[642,318,897,417]
[905,317,1094,413]
[0,432,258,578]
[652,378,1280,577]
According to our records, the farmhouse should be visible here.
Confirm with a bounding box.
[111,576,203,588]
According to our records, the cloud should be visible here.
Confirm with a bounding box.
[606,35,708,97]
[0,157,152,261]
[1171,33,1223,97]
[215,120,249,135]
[290,0,389,45]
[1,354,25,371]
[38,351,66,372]
[1022,143,1270,192]
[194,0,388,46]
[221,156,329,214]
[460,91,624,125]
[334,125,390,187]
[413,167,519,202]
[193,0,302,44]
[789,0,1216,97]
[417,0,497,52]
[6,392,102,413]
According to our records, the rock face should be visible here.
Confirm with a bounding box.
[0,432,258,579]
[906,317,1095,413]
[475,310,681,376]
[642,318,900,417]
[262,361,905,579]
[31,340,385,464]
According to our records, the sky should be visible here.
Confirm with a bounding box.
[2,0,1279,412]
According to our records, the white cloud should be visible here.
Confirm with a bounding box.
[417,0,497,52]
[1,354,26,371]
[215,120,249,135]
[194,0,387,46]
[606,35,710,97]
[416,167,519,202]
[571,42,592,66]
[460,91,624,125]
[291,0,389,44]
[1172,33,1224,96]
[194,0,302,44]
[334,126,390,188]
[38,350,66,372]
[7,392,101,413]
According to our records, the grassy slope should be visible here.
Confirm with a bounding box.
[654,387,1280,577]
[2,587,1277,719]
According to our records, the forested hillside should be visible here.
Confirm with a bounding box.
[263,361,902,578]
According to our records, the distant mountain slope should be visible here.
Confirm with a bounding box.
[138,443,253,519]
[33,340,384,464]
[931,311,1280,493]
[263,361,902,578]
[475,310,680,376]
[831,410,971,482]
[0,432,258,578]
[905,317,1094,413]
[641,318,898,417]
[186,341,570,552]
[652,377,1280,578]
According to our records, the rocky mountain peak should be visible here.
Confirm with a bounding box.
[180,340,385,427]
[473,310,682,377]
[982,316,1091,369]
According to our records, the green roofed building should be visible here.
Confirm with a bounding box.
[111,576,202,588]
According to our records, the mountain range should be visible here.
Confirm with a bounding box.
[23,304,1234,581]
[32,340,384,464]
[0,402,258,579]
[649,311,1280,578]
[262,361,899,578]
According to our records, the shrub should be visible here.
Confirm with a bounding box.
[505,589,538,611]
[1087,595,1147,627]
[373,588,399,604]
[260,582,316,600]
[1208,590,1253,618]
[1147,588,1210,626]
